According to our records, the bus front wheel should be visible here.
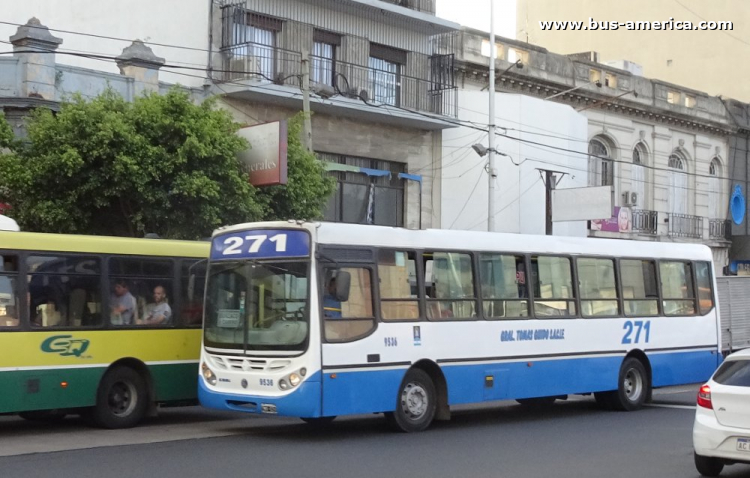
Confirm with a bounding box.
[90,367,149,429]
[386,368,437,433]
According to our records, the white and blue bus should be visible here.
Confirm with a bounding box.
[198,221,721,431]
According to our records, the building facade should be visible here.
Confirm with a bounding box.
[515,0,749,102]
[1,1,460,230]
[452,27,734,272]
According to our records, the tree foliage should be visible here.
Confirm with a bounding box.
[0,89,333,239]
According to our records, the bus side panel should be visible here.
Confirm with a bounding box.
[321,368,405,417]
[0,367,103,413]
[442,356,623,405]
[149,362,200,402]
[648,350,720,388]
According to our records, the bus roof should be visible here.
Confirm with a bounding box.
[0,231,209,257]
[214,221,713,262]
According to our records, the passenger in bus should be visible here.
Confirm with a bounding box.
[139,285,172,326]
[111,280,137,325]
[323,277,342,318]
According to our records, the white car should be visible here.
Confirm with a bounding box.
[693,348,750,476]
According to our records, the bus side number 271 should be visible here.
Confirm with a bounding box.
[622,320,651,345]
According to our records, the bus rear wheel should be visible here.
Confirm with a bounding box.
[597,358,650,411]
[386,368,436,433]
[90,367,148,429]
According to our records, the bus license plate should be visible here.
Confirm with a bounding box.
[737,438,750,452]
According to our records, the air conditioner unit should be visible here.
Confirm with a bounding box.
[622,191,638,207]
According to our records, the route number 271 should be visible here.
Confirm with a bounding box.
[222,234,287,256]
[622,320,651,345]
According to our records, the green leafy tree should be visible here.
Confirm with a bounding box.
[0,89,333,239]
[257,113,336,221]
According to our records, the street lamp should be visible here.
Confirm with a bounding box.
[471,144,507,157]
[544,80,602,100]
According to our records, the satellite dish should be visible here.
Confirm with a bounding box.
[731,184,745,225]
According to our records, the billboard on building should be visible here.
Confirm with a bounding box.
[552,186,612,222]
[590,207,633,233]
[237,121,288,187]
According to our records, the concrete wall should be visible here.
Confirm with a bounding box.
[516,0,750,101]
[442,91,589,236]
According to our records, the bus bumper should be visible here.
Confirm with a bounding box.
[198,374,322,418]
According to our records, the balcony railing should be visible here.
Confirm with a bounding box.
[709,218,731,241]
[668,213,703,239]
[631,209,658,234]
[218,42,457,117]
[380,0,436,14]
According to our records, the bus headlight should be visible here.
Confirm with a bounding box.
[201,363,217,386]
[279,379,290,390]
[289,373,301,387]
[278,369,305,390]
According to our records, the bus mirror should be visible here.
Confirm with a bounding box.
[335,271,351,302]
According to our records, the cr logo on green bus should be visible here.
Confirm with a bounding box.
[41,335,90,357]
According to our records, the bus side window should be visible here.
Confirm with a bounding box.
[0,254,19,328]
[659,261,696,316]
[577,257,619,318]
[531,255,576,317]
[323,267,375,342]
[182,260,206,326]
[621,259,659,317]
[28,255,102,328]
[423,252,477,320]
[378,250,419,321]
[109,257,174,326]
[695,261,714,315]
[479,253,528,318]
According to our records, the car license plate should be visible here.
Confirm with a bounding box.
[737,438,750,452]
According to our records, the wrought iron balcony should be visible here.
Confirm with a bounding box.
[667,213,703,239]
[631,209,658,234]
[709,218,731,241]
[380,0,436,14]
[218,42,457,117]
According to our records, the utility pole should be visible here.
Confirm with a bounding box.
[301,49,313,151]
[537,168,568,236]
[545,170,554,236]
[487,0,497,232]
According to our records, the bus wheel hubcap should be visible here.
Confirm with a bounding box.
[401,382,428,419]
[109,381,137,417]
[624,369,642,401]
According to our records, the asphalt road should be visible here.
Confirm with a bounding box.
[1,385,749,478]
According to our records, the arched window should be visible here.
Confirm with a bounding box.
[631,143,648,208]
[668,152,688,215]
[709,158,722,219]
[668,154,684,170]
[588,137,614,187]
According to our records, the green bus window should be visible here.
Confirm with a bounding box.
[620,259,659,317]
[531,256,576,317]
[479,253,528,318]
[109,258,174,327]
[323,267,375,341]
[28,255,102,328]
[660,261,696,316]
[181,260,206,326]
[0,254,19,328]
[378,250,419,321]
[695,261,714,314]
[424,252,477,320]
[577,257,619,317]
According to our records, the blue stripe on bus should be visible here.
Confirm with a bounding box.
[198,371,323,418]
[199,350,719,418]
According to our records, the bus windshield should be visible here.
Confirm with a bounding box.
[204,260,309,352]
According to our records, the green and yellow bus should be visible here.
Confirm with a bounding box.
[0,231,208,428]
